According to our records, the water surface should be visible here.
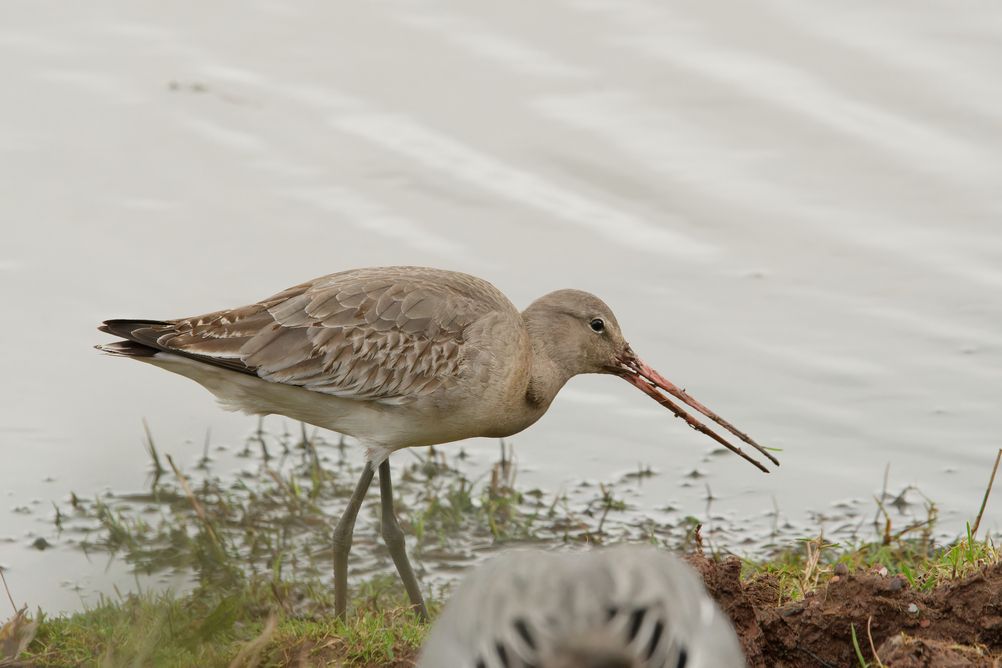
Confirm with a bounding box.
[2,0,1001,613]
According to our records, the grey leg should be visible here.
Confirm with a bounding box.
[333,463,375,620]
[378,460,429,622]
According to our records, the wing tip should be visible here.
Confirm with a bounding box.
[97,319,167,338]
[95,340,160,358]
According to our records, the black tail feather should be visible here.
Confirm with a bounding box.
[96,319,175,358]
[96,319,256,375]
[94,340,160,358]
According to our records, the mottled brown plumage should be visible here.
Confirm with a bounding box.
[101,267,505,403]
[99,268,554,461]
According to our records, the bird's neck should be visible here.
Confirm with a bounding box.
[525,354,571,409]
[522,311,579,410]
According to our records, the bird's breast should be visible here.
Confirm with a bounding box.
[432,309,545,440]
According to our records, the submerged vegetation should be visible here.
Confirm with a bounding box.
[2,426,1001,667]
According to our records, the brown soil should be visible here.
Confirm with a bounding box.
[269,638,420,668]
[685,554,1002,668]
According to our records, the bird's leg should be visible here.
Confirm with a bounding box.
[333,462,375,620]
[378,460,429,622]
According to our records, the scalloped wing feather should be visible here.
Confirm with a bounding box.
[129,267,512,404]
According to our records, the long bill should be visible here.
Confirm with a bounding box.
[608,351,779,473]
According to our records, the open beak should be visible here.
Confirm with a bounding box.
[607,349,779,473]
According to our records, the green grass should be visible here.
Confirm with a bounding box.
[850,622,871,668]
[16,526,1000,667]
[740,491,1002,606]
[4,427,1001,667]
[26,585,432,667]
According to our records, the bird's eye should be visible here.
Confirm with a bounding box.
[590,318,605,333]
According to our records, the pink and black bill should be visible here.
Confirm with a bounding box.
[608,349,779,473]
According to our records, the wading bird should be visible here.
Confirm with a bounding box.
[97,266,776,620]
[418,545,747,668]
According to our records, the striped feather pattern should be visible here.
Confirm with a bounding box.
[100,267,516,404]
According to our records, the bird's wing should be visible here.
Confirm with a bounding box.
[100,267,512,403]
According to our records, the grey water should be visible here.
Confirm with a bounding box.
[2,0,1001,614]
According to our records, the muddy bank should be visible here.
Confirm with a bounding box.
[688,555,1002,667]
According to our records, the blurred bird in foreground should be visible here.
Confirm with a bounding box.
[419,545,746,668]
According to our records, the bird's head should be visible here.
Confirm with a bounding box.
[521,289,630,377]
[522,289,777,472]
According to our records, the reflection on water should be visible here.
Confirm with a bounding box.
[1,0,1000,613]
[32,425,941,616]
